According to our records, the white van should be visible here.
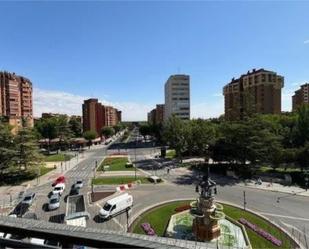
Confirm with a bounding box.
[99,193,133,219]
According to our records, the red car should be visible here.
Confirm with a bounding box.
[52,176,65,187]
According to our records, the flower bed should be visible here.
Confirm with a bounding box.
[175,205,191,213]
[239,218,282,246]
[141,223,156,236]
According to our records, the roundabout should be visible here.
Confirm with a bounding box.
[131,200,297,249]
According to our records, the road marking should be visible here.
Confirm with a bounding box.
[112,217,125,231]
[260,212,309,221]
[280,220,309,237]
[95,203,102,209]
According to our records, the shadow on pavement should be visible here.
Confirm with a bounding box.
[11,203,29,217]
[42,203,50,212]
[49,214,65,223]
[93,215,104,223]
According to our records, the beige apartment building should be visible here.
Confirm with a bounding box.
[292,83,309,111]
[164,74,190,121]
[223,69,284,120]
[0,71,33,131]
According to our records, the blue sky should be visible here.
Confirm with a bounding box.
[1,1,309,120]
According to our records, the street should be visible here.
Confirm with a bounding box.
[10,133,309,248]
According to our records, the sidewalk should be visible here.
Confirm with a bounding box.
[237,180,309,197]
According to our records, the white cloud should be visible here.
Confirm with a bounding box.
[304,40,309,44]
[33,88,153,121]
[212,93,223,98]
[191,99,224,119]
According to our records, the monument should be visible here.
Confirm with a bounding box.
[191,166,224,241]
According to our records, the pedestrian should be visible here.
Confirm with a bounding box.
[167,168,170,174]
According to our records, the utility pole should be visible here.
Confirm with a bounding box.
[243,191,247,211]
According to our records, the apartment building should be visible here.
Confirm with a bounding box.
[164,75,190,121]
[147,108,156,125]
[147,104,164,125]
[223,69,284,120]
[292,83,309,111]
[82,98,120,135]
[0,71,33,130]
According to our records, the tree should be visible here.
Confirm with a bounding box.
[68,117,82,137]
[14,128,43,172]
[295,105,309,146]
[35,116,73,152]
[101,127,115,138]
[0,122,16,181]
[83,130,97,148]
[113,124,122,134]
[190,119,217,160]
[163,116,189,161]
[139,124,152,139]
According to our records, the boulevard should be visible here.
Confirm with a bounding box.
[9,130,308,248]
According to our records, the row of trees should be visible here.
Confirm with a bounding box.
[35,116,126,150]
[142,105,309,171]
[0,122,42,183]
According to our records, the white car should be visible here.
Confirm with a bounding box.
[74,180,83,189]
[48,194,60,210]
[21,192,36,205]
[52,183,65,196]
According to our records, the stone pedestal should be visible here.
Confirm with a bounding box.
[192,197,221,241]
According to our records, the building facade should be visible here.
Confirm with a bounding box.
[147,108,156,125]
[223,69,284,120]
[0,71,33,130]
[82,98,120,136]
[292,83,309,111]
[148,104,164,125]
[164,75,190,121]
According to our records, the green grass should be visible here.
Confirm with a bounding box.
[44,153,73,162]
[132,201,294,249]
[258,166,301,173]
[92,176,151,185]
[98,157,134,171]
[166,150,176,159]
[39,165,54,176]
[222,204,293,249]
[133,201,190,236]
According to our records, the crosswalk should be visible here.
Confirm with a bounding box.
[65,170,93,179]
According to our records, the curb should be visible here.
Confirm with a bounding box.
[129,198,302,249]
[237,183,309,198]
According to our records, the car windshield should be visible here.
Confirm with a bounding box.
[77,181,82,184]
[103,203,112,211]
[24,196,32,201]
[54,187,61,191]
[50,198,59,204]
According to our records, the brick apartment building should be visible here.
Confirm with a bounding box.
[223,69,284,120]
[82,98,121,136]
[292,83,309,111]
[0,71,33,131]
[147,104,164,125]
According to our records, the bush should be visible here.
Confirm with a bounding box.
[175,205,191,213]
[125,162,134,168]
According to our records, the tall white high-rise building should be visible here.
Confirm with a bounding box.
[164,74,190,121]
